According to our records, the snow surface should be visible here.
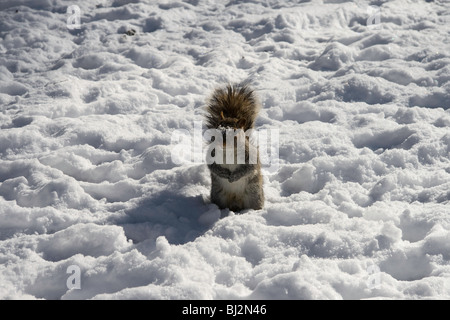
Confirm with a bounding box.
[0,0,449,300]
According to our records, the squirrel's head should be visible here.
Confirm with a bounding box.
[218,111,246,130]
[217,111,247,148]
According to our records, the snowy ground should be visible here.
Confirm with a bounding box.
[0,0,449,300]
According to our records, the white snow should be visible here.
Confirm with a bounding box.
[0,0,449,300]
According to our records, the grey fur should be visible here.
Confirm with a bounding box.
[209,160,264,211]
[205,83,264,212]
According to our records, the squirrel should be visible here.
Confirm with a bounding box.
[204,83,264,212]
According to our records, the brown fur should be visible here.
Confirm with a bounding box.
[205,83,264,212]
[205,83,260,131]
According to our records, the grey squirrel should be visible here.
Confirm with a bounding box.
[205,83,264,212]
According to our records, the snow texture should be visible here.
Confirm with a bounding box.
[0,0,449,300]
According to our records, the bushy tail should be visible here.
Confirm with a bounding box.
[205,83,260,130]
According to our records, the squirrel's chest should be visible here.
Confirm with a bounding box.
[216,175,248,209]
[217,174,248,194]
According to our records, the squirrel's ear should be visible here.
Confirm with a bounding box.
[220,111,225,120]
[238,118,246,129]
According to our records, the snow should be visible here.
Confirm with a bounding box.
[0,0,449,300]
